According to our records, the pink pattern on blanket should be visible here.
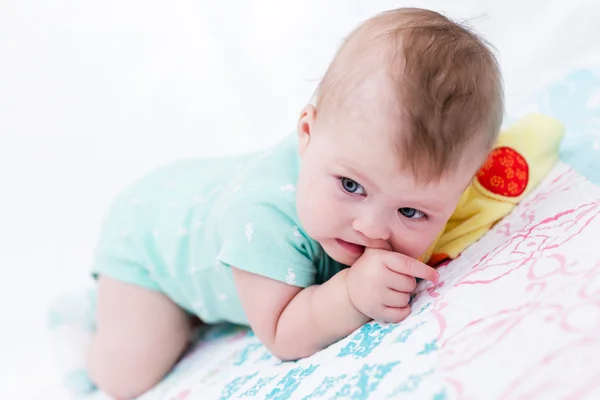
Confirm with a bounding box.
[414,165,600,399]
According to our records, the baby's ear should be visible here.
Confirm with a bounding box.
[297,105,316,157]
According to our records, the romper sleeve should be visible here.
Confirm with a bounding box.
[216,197,317,288]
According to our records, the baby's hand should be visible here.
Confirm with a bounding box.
[346,248,438,323]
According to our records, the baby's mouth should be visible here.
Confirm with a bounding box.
[336,239,366,255]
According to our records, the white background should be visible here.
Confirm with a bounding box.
[1,1,600,398]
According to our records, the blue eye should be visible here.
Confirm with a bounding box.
[399,208,425,219]
[340,177,365,195]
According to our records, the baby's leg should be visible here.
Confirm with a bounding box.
[88,276,193,399]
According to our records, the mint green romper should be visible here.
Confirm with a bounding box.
[91,133,346,325]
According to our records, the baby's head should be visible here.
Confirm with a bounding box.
[295,8,504,266]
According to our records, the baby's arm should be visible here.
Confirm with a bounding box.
[232,267,368,361]
[232,247,438,361]
[221,200,433,359]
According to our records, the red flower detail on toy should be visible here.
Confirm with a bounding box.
[477,147,529,197]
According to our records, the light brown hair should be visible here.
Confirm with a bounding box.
[314,8,504,182]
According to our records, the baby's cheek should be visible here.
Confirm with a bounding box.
[302,194,337,237]
[393,227,440,259]
[296,191,323,233]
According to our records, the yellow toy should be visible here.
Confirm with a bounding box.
[420,113,565,266]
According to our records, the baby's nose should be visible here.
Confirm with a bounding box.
[352,215,391,242]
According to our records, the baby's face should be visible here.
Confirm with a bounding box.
[295,105,478,267]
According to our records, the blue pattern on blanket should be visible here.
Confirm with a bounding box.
[265,365,319,399]
[333,362,399,399]
[511,67,600,184]
[397,321,426,343]
[387,369,435,397]
[240,376,278,397]
[337,323,397,358]
[234,342,264,365]
[220,372,259,400]
[302,375,348,399]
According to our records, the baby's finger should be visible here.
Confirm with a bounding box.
[385,272,417,293]
[382,289,411,308]
[379,305,411,324]
[384,252,439,282]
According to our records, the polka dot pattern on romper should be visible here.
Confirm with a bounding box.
[285,268,297,285]
[244,223,254,242]
[279,184,296,193]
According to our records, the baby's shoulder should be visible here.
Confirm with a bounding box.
[223,133,301,205]
[217,169,299,221]
[212,155,305,245]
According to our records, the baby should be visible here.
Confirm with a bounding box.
[88,8,503,399]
